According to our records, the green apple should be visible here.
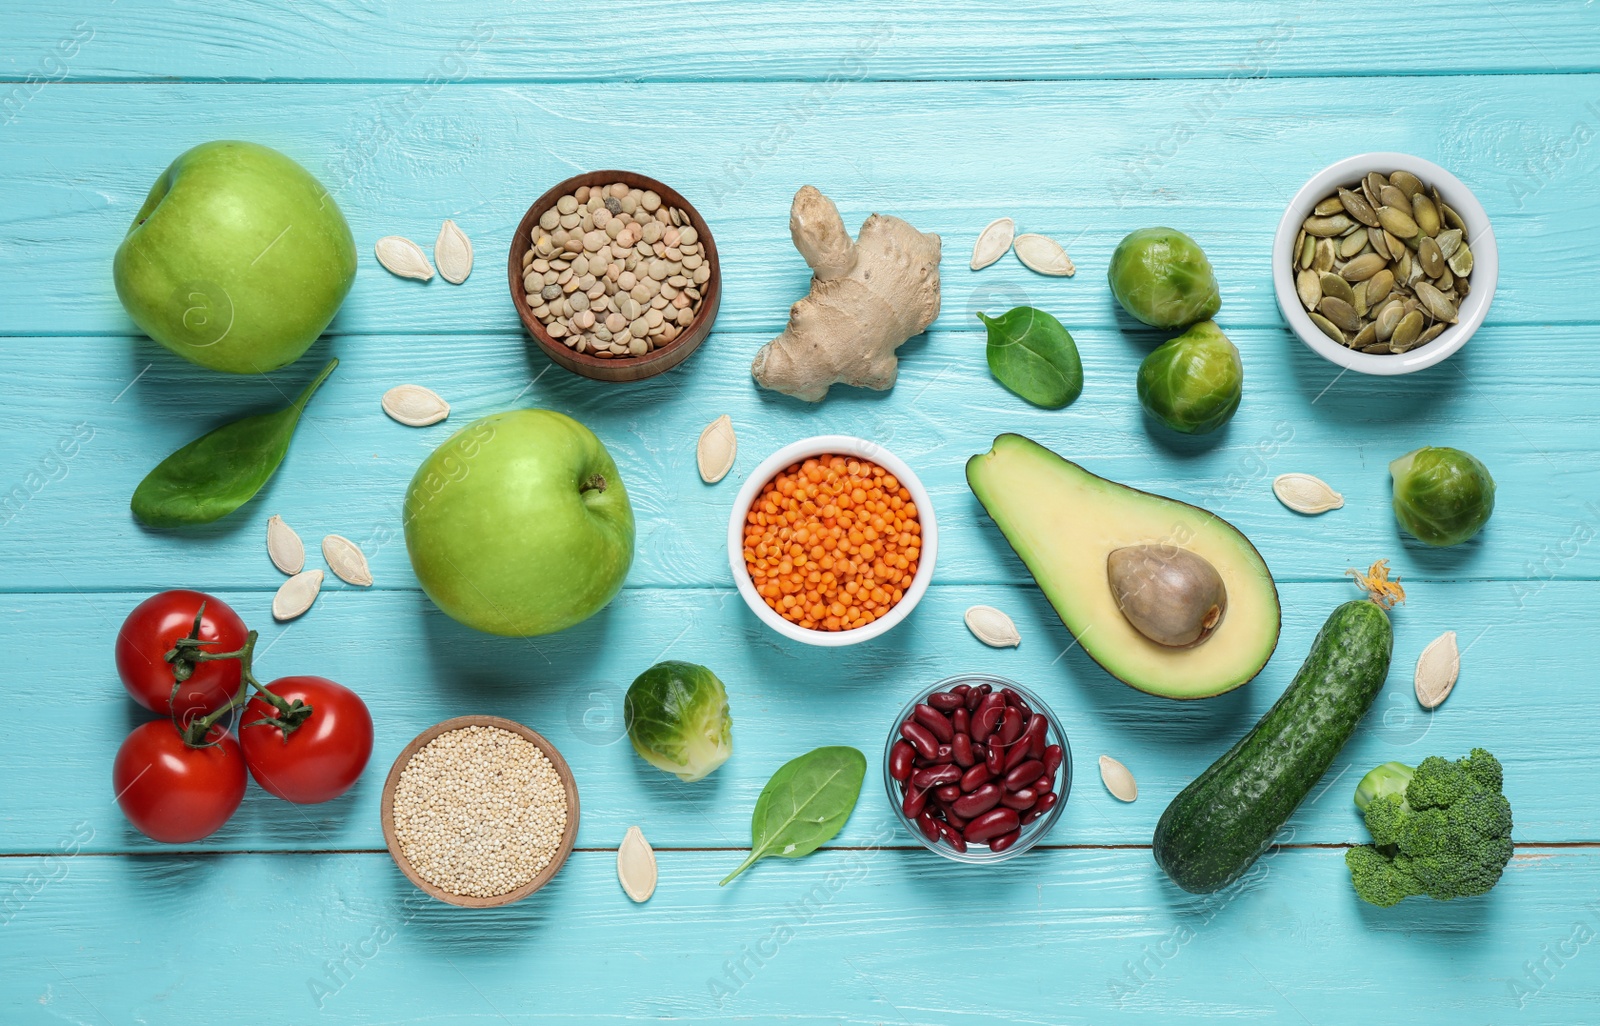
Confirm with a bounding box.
[113,140,356,374]
[403,409,636,636]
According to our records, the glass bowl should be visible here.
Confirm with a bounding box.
[883,674,1070,864]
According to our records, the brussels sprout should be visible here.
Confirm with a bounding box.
[1136,320,1242,434]
[1390,447,1496,546]
[1108,227,1222,329]
[625,660,733,781]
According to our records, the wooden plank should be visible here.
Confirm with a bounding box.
[0,581,1585,854]
[1,77,1597,339]
[3,846,1594,1023]
[0,326,1591,592]
[4,1,1598,83]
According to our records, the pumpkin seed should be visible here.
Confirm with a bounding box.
[1319,272,1355,304]
[1414,630,1460,709]
[971,217,1015,271]
[1418,235,1445,278]
[1308,311,1346,345]
[1415,280,1459,323]
[1362,342,1394,354]
[1365,269,1395,308]
[266,515,305,575]
[1384,231,1407,260]
[1313,238,1336,272]
[1440,200,1466,232]
[617,825,658,902]
[322,534,373,587]
[1393,249,1413,284]
[374,236,434,281]
[964,605,1021,648]
[1341,252,1387,282]
[1390,310,1426,349]
[1447,241,1474,276]
[1295,269,1322,311]
[1368,226,1390,260]
[1098,755,1137,802]
[1318,296,1362,332]
[1374,298,1404,341]
[1376,205,1419,238]
[434,219,473,284]
[1352,280,1369,318]
[381,384,450,427]
[1350,322,1377,348]
[1014,233,1075,276]
[1379,184,1410,210]
[273,569,323,621]
[1313,195,1346,216]
[1417,322,1448,346]
[1411,194,1441,238]
[1273,473,1344,514]
[696,414,737,484]
[1303,214,1353,237]
[1338,231,1370,259]
[1338,187,1380,227]
[1435,228,1463,258]
[1298,233,1316,269]
[1363,172,1387,208]
[1390,170,1424,199]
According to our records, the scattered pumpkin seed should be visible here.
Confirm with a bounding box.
[964,605,1021,648]
[696,414,737,484]
[1414,630,1460,709]
[434,219,473,284]
[1273,473,1344,515]
[971,217,1015,271]
[266,515,305,575]
[617,825,658,902]
[273,569,323,621]
[1013,233,1076,277]
[382,384,450,427]
[322,534,373,587]
[374,236,434,281]
[1098,755,1137,802]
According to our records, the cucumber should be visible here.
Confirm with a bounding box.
[1153,599,1394,894]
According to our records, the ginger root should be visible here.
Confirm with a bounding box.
[751,186,941,402]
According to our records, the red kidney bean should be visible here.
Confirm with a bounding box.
[1032,792,1059,816]
[945,809,968,831]
[902,786,927,819]
[938,821,968,852]
[911,764,962,790]
[972,694,1006,741]
[951,706,970,736]
[1042,744,1063,778]
[985,743,1005,779]
[988,828,1022,853]
[1034,775,1053,794]
[1021,714,1049,758]
[1000,687,1022,707]
[964,682,992,710]
[913,703,954,742]
[952,783,1003,819]
[900,720,939,760]
[959,764,989,793]
[951,733,974,768]
[1004,759,1044,791]
[935,784,961,803]
[931,744,953,764]
[1001,787,1038,810]
[917,810,940,842]
[963,807,1020,844]
[1019,807,1045,825]
[1003,739,1033,773]
[927,691,963,712]
[888,740,914,781]
[997,706,1025,747]
[951,683,971,698]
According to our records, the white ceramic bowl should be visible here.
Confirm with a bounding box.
[1273,152,1497,376]
[726,435,937,647]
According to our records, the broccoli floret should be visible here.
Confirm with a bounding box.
[1345,748,1513,907]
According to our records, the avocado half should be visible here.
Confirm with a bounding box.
[967,433,1280,699]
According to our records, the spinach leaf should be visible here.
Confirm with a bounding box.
[978,306,1083,409]
[721,746,865,885]
[131,358,337,527]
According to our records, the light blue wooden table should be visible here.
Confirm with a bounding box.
[4,2,1599,1022]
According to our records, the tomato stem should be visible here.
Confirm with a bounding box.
[175,630,313,747]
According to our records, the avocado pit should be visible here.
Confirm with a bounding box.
[1107,545,1227,647]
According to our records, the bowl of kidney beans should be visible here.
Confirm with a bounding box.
[884,674,1070,862]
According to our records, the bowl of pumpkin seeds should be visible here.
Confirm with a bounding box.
[1274,153,1496,376]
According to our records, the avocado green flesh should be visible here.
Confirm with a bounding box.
[966,433,1281,699]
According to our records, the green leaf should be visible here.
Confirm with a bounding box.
[978,306,1083,409]
[131,358,338,527]
[721,746,866,885]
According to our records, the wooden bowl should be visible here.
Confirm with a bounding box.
[379,715,581,908]
[508,170,721,382]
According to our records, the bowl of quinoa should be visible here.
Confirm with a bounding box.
[380,716,579,907]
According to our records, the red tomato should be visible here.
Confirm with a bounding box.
[115,590,248,720]
[113,720,247,843]
[240,676,374,804]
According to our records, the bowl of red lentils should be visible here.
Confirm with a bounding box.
[727,436,937,646]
